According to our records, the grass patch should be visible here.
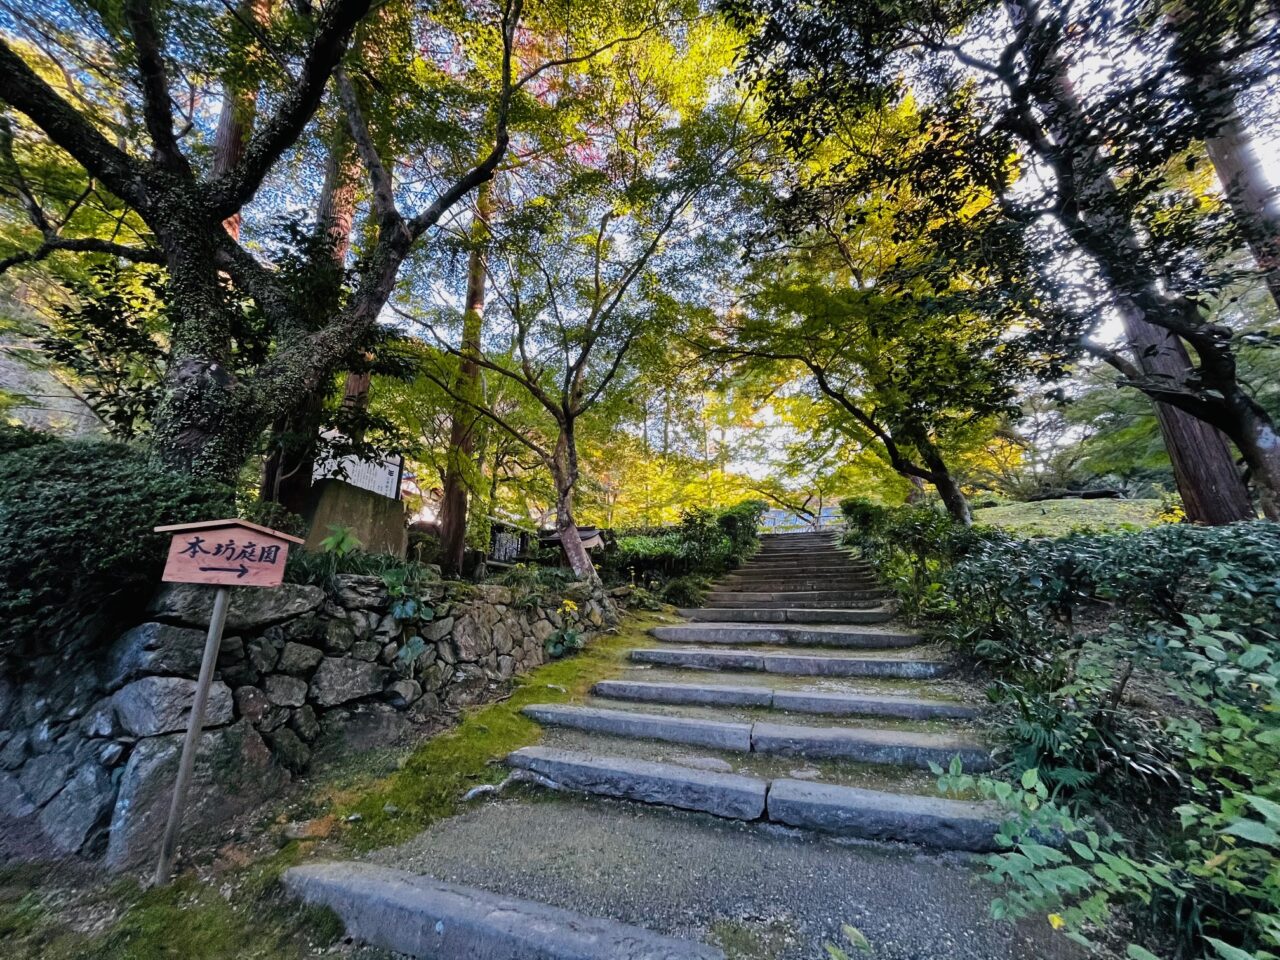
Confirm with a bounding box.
[333,612,666,851]
[973,498,1165,537]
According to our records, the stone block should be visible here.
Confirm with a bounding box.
[509,746,765,821]
[19,751,71,806]
[113,676,234,737]
[105,719,286,870]
[38,764,113,854]
[149,583,325,632]
[303,479,407,558]
[265,675,308,707]
[283,862,724,960]
[309,658,388,708]
[278,642,324,674]
[521,704,751,752]
[105,622,206,689]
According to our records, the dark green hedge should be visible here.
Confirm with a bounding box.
[601,500,767,582]
[0,438,233,656]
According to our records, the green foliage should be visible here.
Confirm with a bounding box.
[0,422,53,456]
[972,499,1167,538]
[0,438,232,656]
[876,517,1280,958]
[603,500,767,582]
[659,574,712,608]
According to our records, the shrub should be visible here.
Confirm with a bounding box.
[659,574,711,608]
[0,439,233,656]
[0,422,54,456]
[871,516,1280,958]
[601,500,767,581]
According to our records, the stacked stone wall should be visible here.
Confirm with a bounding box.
[0,575,620,868]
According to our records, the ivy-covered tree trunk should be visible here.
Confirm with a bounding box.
[260,134,360,511]
[438,183,491,576]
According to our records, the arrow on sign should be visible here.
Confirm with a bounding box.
[198,564,250,578]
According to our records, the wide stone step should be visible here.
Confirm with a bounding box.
[677,607,895,624]
[522,704,752,750]
[504,749,1000,852]
[767,780,1001,851]
[284,862,723,960]
[703,598,889,610]
[740,557,866,569]
[752,721,992,771]
[650,623,921,649]
[522,705,989,771]
[706,590,889,604]
[508,745,766,819]
[630,647,951,679]
[593,680,981,720]
[718,579,880,593]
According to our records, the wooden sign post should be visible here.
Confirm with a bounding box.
[151,519,304,886]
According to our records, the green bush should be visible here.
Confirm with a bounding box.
[659,574,711,607]
[602,500,767,581]
[870,515,1280,958]
[0,439,234,656]
[0,422,54,456]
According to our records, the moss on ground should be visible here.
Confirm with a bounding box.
[333,612,666,851]
[973,498,1165,537]
[0,612,662,959]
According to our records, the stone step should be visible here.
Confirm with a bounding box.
[522,705,989,771]
[750,550,851,561]
[752,721,992,771]
[284,861,723,960]
[767,779,1001,851]
[740,557,866,569]
[724,567,875,580]
[593,680,981,720]
[505,749,1000,852]
[706,590,890,604]
[650,623,921,649]
[630,647,951,679]
[677,607,895,624]
[508,745,766,819]
[522,704,752,750]
[718,579,880,592]
[702,598,889,610]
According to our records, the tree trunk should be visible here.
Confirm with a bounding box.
[1167,6,1280,313]
[1004,0,1256,523]
[258,133,361,512]
[438,182,492,576]
[1225,398,1280,521]
[918,437,972,527]
[1114,301,1257,524]
[551,430,598,582]
[211,0,271,240]
[1201,95,1280,313]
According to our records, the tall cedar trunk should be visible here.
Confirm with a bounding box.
[1006,0,1255,523]
[917,437,972,527]
[211,0,270,240]
[1168,7,1280,313]
[438,183,491,575]
[551,429,598,582]
[259,133,360,511]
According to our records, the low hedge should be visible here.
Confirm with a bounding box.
[0,436,234,657]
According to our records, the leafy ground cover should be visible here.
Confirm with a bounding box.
[0,612,665,959]
[842,497,1280,960]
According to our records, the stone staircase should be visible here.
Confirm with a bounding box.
[284,532,1059,960]
[511,531,1001,852]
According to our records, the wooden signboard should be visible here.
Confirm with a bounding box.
[156,519,304,588]
[150,518,304,885]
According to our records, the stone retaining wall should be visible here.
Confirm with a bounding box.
[0,575,621,868]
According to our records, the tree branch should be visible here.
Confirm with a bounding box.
[0,40,144,206]
[0,237,164,275]
[334,67,406,238]
[124,0,191,173]
[208,0,372,218]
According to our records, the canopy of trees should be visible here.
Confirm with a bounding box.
[3,0,1278,573]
